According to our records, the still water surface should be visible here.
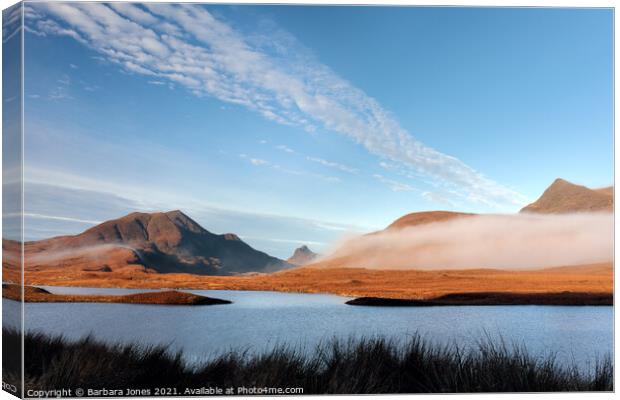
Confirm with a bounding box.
[3,286,613,370]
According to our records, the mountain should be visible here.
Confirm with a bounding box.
[304,180,613,271]
[520,178,613,214]
[385,211,475,231]
[12,210,291,276]
[287,245,318,265]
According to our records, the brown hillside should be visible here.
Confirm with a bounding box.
[595,186,614,197]
[520,179,613,214]
[5,210,290,277]
[386,211,475,230]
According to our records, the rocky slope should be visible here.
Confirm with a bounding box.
[520,178,613,214]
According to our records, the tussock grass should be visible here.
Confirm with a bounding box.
[2,328,612,394]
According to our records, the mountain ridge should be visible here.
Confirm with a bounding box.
[11,210,291,276]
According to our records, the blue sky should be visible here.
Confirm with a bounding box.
[18,4,613,258]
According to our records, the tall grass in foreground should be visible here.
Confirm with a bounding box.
[3,328,612,394]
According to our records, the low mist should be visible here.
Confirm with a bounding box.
[26,244,140,265]
[322,213,613,270]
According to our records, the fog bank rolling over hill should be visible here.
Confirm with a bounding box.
[318,212,612,270]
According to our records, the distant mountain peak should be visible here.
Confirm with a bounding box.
[520,178,613,214]
[287,245,318,266]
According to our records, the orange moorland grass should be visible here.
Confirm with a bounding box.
[5,262,612,301]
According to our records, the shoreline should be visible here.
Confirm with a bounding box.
[1,284,231,306]
[346,292,613,306]
[3,283,613,307]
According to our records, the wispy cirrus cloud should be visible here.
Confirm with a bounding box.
[373,174,415,192]
[26,2,528,210]
[238,153,340,183]
[273,144,358,175]
[23,213,102,225]
[2,3,22,44]
[250,158,269,166]
[306,156,358,174]
[48,85,72,101]
[276,144,296,154]
[421,191,456,207]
